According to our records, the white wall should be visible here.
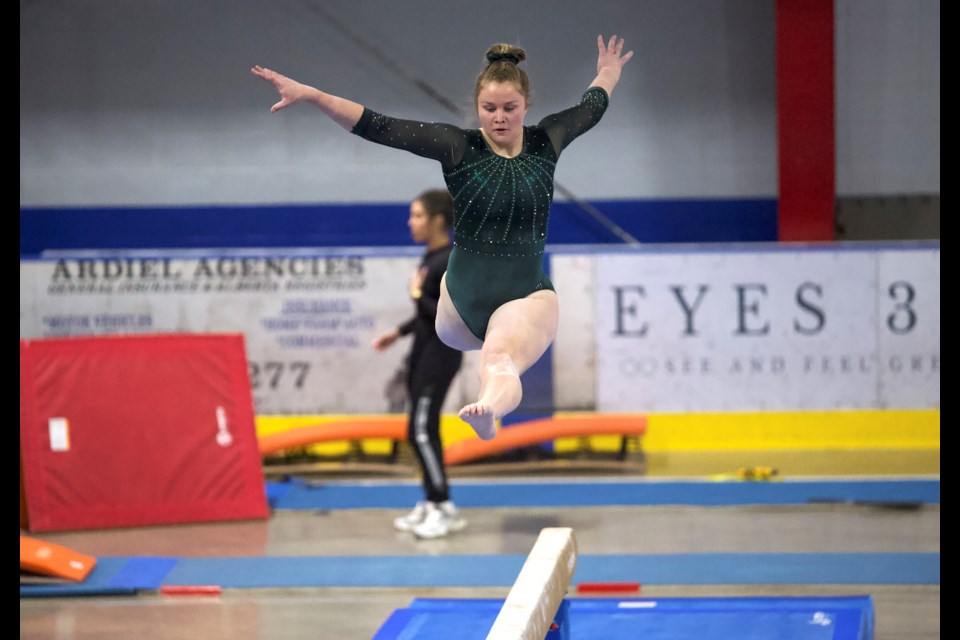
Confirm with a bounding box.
[20,0,777,206]
[836,0,940,195]
[20,0,939,208]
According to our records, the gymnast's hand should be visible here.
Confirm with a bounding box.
[251,65,364,130]
[251,65,313,113]
[592,35,634,95]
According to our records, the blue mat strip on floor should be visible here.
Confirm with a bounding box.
[36,552,927,591]
[107,557,179,589]
[22,552,937,597]
[20,557,140,598]
[20,584,137,598]
[266,479,940,510]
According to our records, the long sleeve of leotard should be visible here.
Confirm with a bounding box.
[538,86,610,157]
[351,109,469,172]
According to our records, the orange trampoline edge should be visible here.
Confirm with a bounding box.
[444,415,647,466]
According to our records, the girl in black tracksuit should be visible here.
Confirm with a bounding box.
[372,189,465,538]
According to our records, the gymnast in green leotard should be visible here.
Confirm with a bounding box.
[253,35,632,440]
[350,82,609,342]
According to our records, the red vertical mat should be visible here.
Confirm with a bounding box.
[20,334,269,532]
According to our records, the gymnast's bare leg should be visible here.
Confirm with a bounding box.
[435,273,484,353]
[436,275,559,440]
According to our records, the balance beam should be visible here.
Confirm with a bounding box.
[486,527,578,640]
[258,417,407,456]
[445,415,647,466]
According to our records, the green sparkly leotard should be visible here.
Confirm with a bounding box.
[352,86,609,340]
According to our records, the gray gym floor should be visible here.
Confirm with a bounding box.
[20,451,940,640]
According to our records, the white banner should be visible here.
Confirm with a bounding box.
[19,251,433,414]
[594,247,939,412]
[21,246,939,415]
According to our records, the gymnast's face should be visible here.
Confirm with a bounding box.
[477,81,529,150]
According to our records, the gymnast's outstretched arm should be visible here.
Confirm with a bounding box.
[252,65,466,170]
[251,65,364,131]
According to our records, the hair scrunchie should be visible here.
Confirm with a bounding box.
[486,52,520,65]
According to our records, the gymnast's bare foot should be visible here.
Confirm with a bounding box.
[459,403,497,440]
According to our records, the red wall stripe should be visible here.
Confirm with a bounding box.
[776,0,836,241]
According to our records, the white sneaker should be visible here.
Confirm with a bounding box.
[438,501,468,533]
[393,501,429,532]
[413,501,467,539]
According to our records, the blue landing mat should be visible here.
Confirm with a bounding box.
[20,557,139,597]
[374,596,876,640]
[20,552,939,596]
[266,479,940,510]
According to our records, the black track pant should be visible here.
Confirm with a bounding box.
[406,335,461,504]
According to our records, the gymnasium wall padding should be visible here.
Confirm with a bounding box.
[20,333,268,532]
